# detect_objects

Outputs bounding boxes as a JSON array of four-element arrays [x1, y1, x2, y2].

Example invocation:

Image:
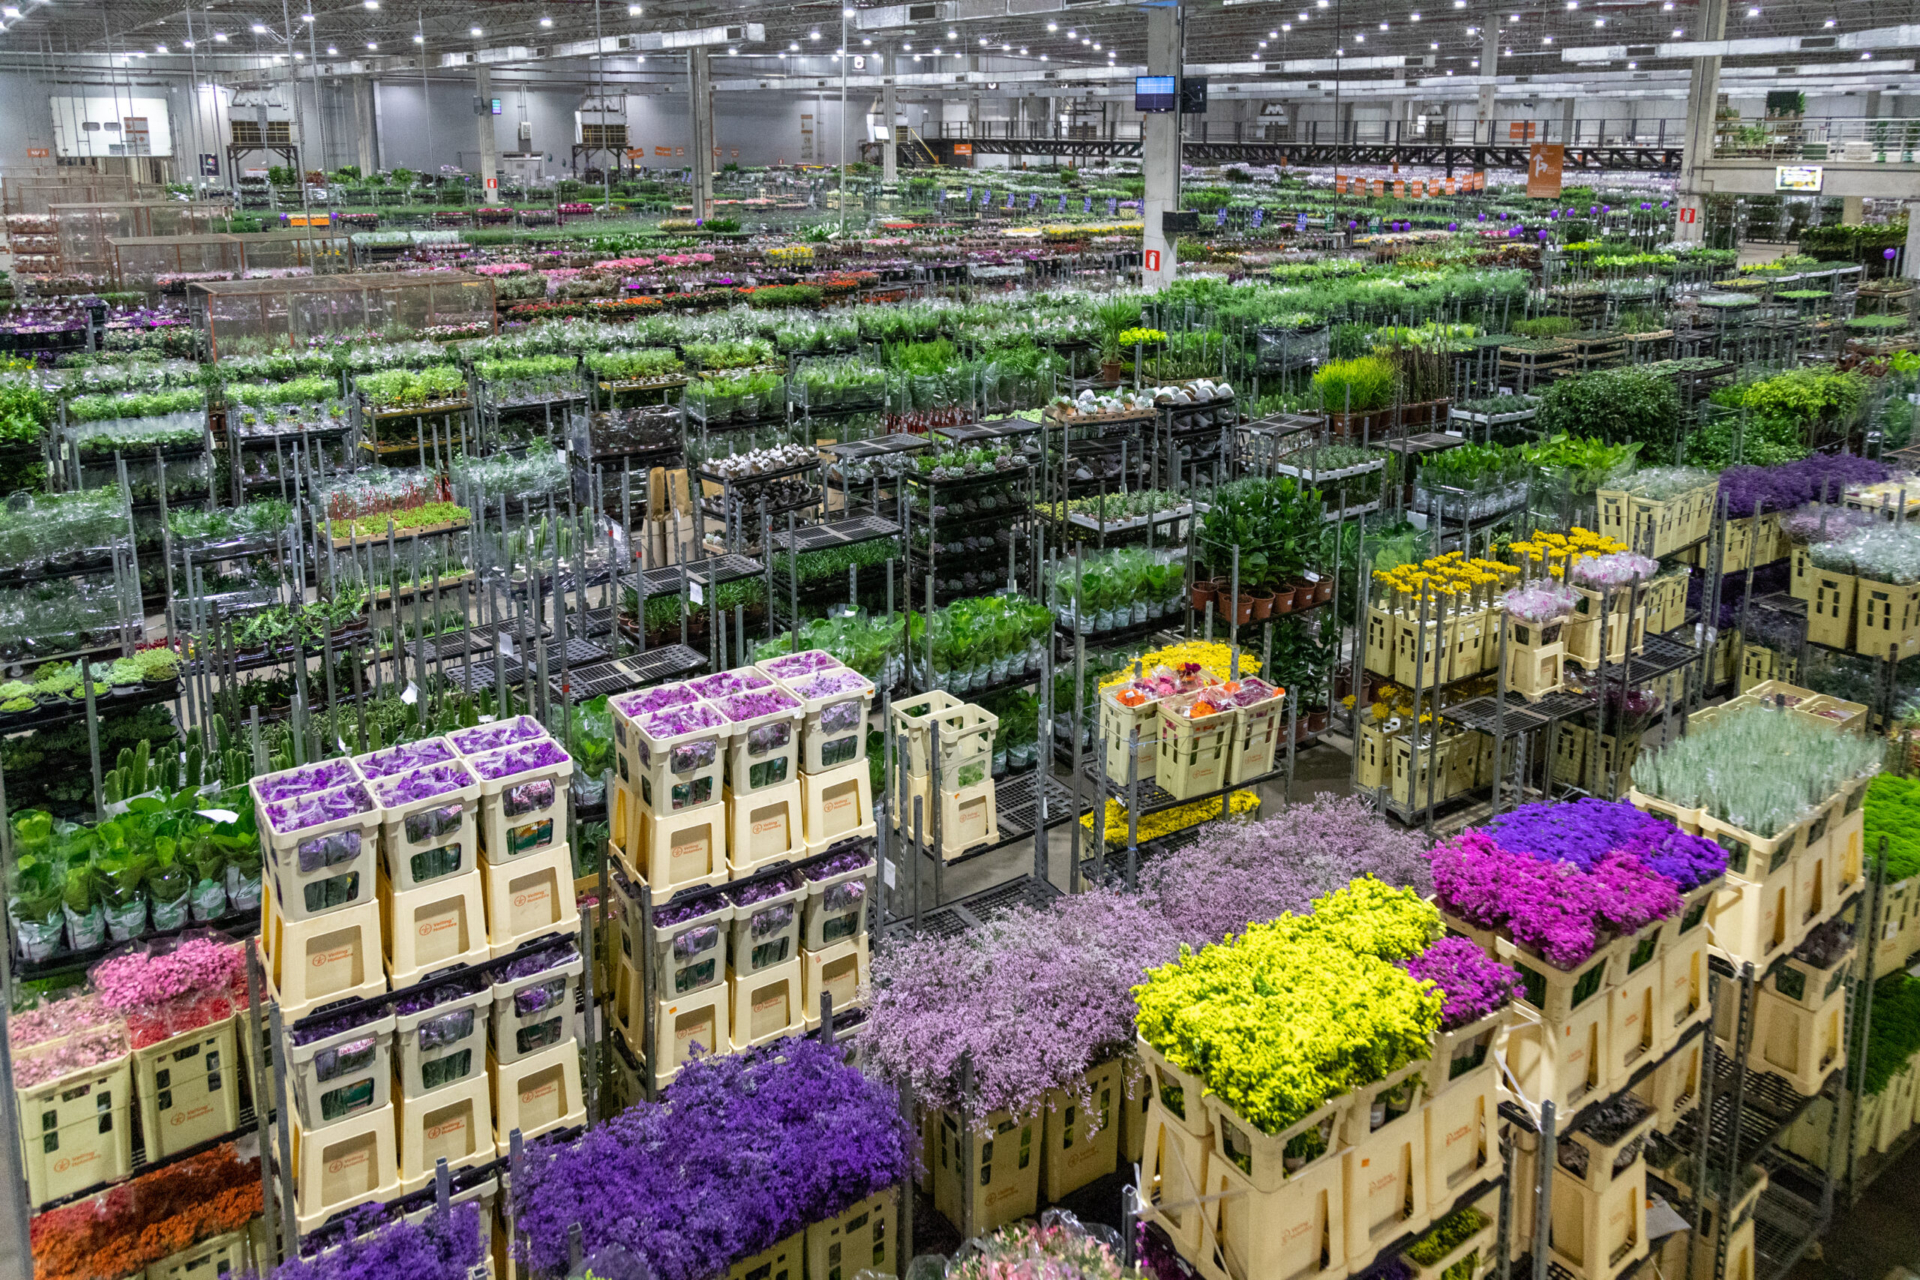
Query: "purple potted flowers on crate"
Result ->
[[371, 760, 478, 808], [355, 737, 457, 779], [688, 670, 773, 700], [449, 714, 549, 756], [265, 782, 375, 834], [254, 758, 360, 804]]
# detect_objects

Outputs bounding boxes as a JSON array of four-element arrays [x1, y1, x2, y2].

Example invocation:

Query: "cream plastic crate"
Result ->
[[1496, 936, 1614, 1025], [727, 873, 806, 977], [133, 1013, 240, 1162], [395, 982, 491, 1097], [1100, 684, 1164, 784], [1423, 1057, 1498, 1209], [490, 1039, 584, 1155], [1405, 1195, 1499, 1280], [801, 853, 874, 950], [890, 690, 997, 781], [616, 695, 729, 820], [892, 773, 998, 859], [1710, 861, 1799, 970], [288, 1008, 394, 1132], [370, 764, 482, 894], [1428, 1009, 1506, 1096], [929, 1105, 1042, 1235], [802, 936, 870, 1026], [1555, 1096, 1655, 1192], [1807, 570, 1856, 650], [492, 948, 583, 1065], [1340, 1071, 1430, 1263], [650, 987, 730, 1082], [1767, 940, 1855, 1012], [1876, 1062, 1918, 1153], [614, 779, 729, 896], [1750, 982, 1847, 1096], [143, 1226, 252, 1280], [776, 664, 876, 774], [1605, 959, 1666, 1083], [1120, 1057, 1151, 1166], [726, 781, 806, 875], [480, 841, 580, 958], [728, 957, 805, 1049], [395, 1070, 493, 1192], [714, 686, 805, 795], [1638, 1035, 1703, 1132], [17, 1037, 133, 1207], [806, 1187, 896, 1280], [727, 1230, 802, 1280], [1662, 934, 1710, 1044], [380, 869, 490, 988], [1853, 574, 1920, 661], [471, 741, 572, 861], [1204, 1090, 1349, 1197], [259, 884, 386, 1022], [1137, 1034, 1211, 1138], [289, 1103, 399, 1233], [1501, 1003, 1609, 1118], [1197, 1132, 1347, 1280], [1548, 1160, 1647, 1280], [800, 760, 876, 857], [1156, 691, 1234, 802], [262, 782, 383, 921], [1141, 1097, 1211, 1256], [1042, 1057, 1122, 1201], [645, 889, 730, 999], [1627, 786, 1703, 835]]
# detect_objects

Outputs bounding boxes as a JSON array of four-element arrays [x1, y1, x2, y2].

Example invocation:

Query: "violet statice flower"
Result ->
[[641, 702, 729, 739], [761, 650, 844, 680], [654, 890, 728, 928], [1483, 799, 1655, 871], [372, 760, 476, 807], [1588, 851, 1681, 935], [255, 758, 358, 803], [861, 887, 1179, 1124], [688, 670, 772, 700], [1429, 830, 1605, 969], [266, 782, 374, 833], [393, 971, 486, 1016], [1141, 794, 1433, 946], [716, 688, 801, 722], [449, 715, 549, 756], [469, 738, 570, 781], [1616, 822, 1729, 891], [272, 1201, 482, 1280], [728, 873, 799, 907], [786, 669, 872, 700], [494, 940, 577, 983], [510, 1038, 906, 1280], [612, 683, 699, 720], [1403, 936, 1525, 1030], [288, 1000, 393, 1046], [803, 843, 874, 880], [355, 737, 455, 780]]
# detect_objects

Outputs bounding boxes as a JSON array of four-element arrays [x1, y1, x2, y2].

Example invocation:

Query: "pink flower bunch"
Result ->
[[594, 256, 656, 270], [10, 993, 116, 1050], [787, 669, 871, 700], [762, 651, 844, 680], [689, 670, 772, 700], [717, 689, 801, 722], [472, 262, 534, 275], [13, 1021, 129, 1087], [656, 252, 716, 267], [1503, 580, 1577, 625], [1571, 551, 1660, 590], [613, 683, 699, 719], [92, 937, 246, 1011], [471, 738, 571, 781], [1111, 663, 1215, 703]]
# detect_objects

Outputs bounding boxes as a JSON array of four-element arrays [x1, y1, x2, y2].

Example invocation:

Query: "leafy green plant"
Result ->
[[1534, 369, 1682, 463], [1312, 356, 1396, 412]]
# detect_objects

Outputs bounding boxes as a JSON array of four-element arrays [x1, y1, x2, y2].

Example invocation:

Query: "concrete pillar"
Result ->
[[1842, 195, 1865, 225], [1561, 97, 1576, 145], [1905, 202, 1920, 280], [1676, 0, 1728, 241], [1476, 14, 1498, 138], [475, 66, 500, 205], [353, 80, 375, 176], [1865, 90, 1883, 120], [882, 54, 898, 182], [688, 51, 714, 219], [1141, 3, 1180, 287]]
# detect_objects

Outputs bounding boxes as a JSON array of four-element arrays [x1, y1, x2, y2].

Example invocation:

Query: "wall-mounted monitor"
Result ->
[[1135, 76, 1177, 113]]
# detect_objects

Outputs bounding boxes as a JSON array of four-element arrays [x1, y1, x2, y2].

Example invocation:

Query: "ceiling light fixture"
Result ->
[[366, 40, 377, 48], [628, 3, 640, 12], [413, 32, 423, 42], [326, 44, 337, 53], [539, 16, 552, 25], [470, 26, 482, 36], [249, 23, 266, 33], [213, 30, 228, 40]]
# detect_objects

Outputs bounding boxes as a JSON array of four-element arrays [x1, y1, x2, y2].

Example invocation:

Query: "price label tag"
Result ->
[[882, 858, 896, 888], [498, 632, 516, 658], [196, 809, 241, 824], [690, 581, 705, 605], [402, 682, 419, 705]]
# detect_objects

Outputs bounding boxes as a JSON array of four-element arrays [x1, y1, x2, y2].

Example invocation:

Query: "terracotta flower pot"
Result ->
[[1217, 592, 1255, 625], [1191, 580, 1217, 612], [1271, 585, 1298, 615], [1100, 360, 1126, 382], [1307, 709, 1331, 733], [1249, 592, 1275, 620], [1314, 577, 1335, 605]]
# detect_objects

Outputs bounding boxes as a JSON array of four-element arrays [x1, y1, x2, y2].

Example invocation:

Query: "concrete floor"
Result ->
[[1789, 1139, 1920, 1280]]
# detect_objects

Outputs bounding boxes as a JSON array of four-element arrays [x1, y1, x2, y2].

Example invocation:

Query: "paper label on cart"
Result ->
[[1303, 571, 1321, 582], [498, 632, 516, 657], [882, 860, 895, 888], [197, 809, 241, 825], [402, 682, 418, 705], [689, 582, 704, 605]]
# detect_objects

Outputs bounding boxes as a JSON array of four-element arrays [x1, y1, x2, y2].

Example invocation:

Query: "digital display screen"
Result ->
[[1135, 75, 1177, 113]]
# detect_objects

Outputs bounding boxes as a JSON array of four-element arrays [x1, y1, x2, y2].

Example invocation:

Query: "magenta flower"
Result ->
[[761, 650, 844, 680], [267, 782, 374, 833], [356, 737, 456, 779], [449, 715, 549, 755], [373, 760, 477, 807], [470, 738, 571, 781], [1403, 936, 1524, 1030], [641, 702, 730, 740], [688, 670, 772, 700], [786, 669, 872, 700], [612, 683, 699, 720], [715, 689, 801, 722], [255, 758, 359, 803]]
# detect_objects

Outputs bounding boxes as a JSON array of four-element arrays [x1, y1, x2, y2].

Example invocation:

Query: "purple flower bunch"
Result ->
[[641, 701, 729, 740], [271, 1201, 482, 1280], [267, 782, 374, 833], [803, 842, 874, 880], [495, 939, 576, 983], [255, 758, 360, 803], [1403, 936, 1525, 1030], [470, 738, 570, 781], [355, 737, 455, 780], [787, 668, 872, 700], [1488, 798, 1728, 891], [510, 1038, 907, 1280], [728, 872, 799, 907], [1572, 551, 1661, 590], [717, 688, 801, 722], [689, 670, 772, 700], [612, 682, 699, 720], [653, 889, 728, 928], [393, 970, 486, 1017], [373, 761, 477, 807], [287, 999, 393, 1047], [1503, 580, 1577, 625], [448, 715, 548, 756], [1721, 454, 1890, 517], [761, 650, 845, 680], [862, 887, 1182, 1123]]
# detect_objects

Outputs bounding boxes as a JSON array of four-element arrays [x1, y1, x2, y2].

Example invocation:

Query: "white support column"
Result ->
[[882, 55, 898, 183], [688, 50, 714, 220], [475, 65, 500, 205], [1677, 0, 1728, 240], [1561, 97, 1576, 145], [1141, 2, 1181, 287], [1476, 15, 1499, 139], [1906, 201, 1920, 280]]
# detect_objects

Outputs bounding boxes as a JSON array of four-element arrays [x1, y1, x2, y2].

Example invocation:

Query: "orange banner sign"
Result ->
[[1527, 143, 1565, 199]]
